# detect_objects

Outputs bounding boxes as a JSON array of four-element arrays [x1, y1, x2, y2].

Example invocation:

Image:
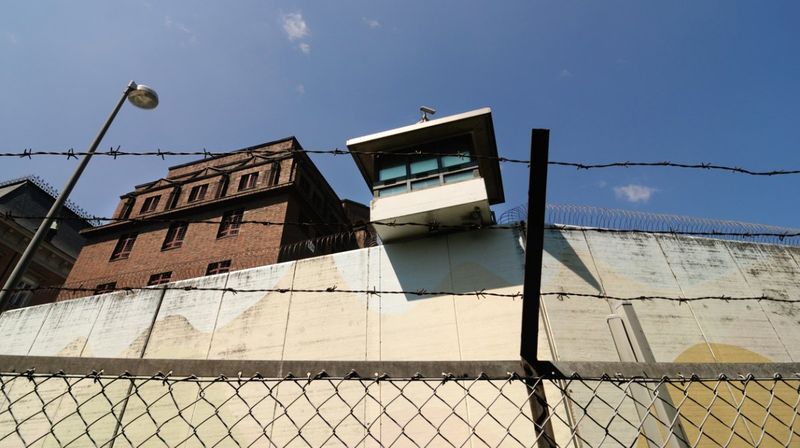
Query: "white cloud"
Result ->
[[614, 184, 657, 203], [6, 32, 17, 45], [363, 17, 381, 29], [165, 16, 191, 33], [164, 16, 196, 44], [282, 12, 309, 40], [559, 69, 573, 79], [296, 84, 305, 95], [298, 42, 311, 54]]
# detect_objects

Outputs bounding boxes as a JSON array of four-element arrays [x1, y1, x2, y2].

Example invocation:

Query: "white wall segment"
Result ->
[[656, 236, 791, 363], [208, 262, 294, 359], [379, 236, 461, 360], [539, 229, 616, 361], [365, 245, 382, 360], [448, 228, 525, 360], [28, 295, 104, 356], [143, 274, 228, 359], [729, 242, 800, 361], [81, 288, 163, 358], [0, 303, 52, 356], [583, 231, 712, 362], [283, 249, 370, 360]]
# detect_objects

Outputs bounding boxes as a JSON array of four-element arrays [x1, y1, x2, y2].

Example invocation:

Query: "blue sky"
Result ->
[[1, 1, 798, 227]]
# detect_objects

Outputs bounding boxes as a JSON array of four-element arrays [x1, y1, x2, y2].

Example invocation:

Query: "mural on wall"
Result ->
[[1, 227, 798, 365]]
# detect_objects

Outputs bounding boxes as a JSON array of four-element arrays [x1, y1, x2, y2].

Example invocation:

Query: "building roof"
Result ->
[[0, 176, 95, 224], [165, 136, 298, 172], [346, 108, 505, 204]]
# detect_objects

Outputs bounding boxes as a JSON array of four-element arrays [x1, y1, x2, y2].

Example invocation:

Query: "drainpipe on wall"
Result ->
[[607, 302, 690, 448]]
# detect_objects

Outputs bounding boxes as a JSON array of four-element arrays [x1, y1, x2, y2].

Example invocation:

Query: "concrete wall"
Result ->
[[3, 226, 800, 364], [2, 226, 799, 446], [1, 227, 526, 362]]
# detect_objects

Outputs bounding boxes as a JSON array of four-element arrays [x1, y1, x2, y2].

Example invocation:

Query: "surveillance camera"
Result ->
[[420, 106, 436, 115]]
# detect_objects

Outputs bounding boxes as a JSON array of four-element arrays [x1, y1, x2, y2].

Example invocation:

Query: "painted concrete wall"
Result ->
[[3, 226, 800, 364], [2, 226, 799, 446]]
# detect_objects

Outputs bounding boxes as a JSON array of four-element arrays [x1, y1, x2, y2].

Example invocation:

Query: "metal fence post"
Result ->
[[520, 129, 556, 447], [520, 128, 549, 364]]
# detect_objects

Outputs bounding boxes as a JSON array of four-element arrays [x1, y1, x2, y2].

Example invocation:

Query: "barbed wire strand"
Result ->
[[1, 285, 793, 303], [2, 147, 799, 175], [5, 213, 800, 239], [1, 370, 796, 382]]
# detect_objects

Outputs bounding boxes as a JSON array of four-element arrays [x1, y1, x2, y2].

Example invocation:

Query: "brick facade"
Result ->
[[60, 137, 371, 300]]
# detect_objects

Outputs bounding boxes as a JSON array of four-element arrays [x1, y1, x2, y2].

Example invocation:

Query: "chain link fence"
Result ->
[[1, 359, 799, 447]]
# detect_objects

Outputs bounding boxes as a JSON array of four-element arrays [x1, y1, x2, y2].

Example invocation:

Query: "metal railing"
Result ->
[[1, 357, 798, 447]]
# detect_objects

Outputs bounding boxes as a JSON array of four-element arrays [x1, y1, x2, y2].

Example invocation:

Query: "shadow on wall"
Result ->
[[543, 229, 603, 293], [380, 227, 604, 301], [381, 227, 525, 300]]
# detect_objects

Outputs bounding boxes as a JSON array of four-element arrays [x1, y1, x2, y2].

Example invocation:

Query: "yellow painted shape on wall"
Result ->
[[631, 344, 800, 447]]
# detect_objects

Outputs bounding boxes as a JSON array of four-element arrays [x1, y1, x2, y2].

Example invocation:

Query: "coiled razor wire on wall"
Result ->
[[0, 369, 798, 447], [499, 203, 800, 247], [0, 176, 97, 225]]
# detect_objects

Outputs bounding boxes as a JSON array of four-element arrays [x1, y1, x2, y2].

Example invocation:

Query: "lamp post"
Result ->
[[0, 81, 159, 310]]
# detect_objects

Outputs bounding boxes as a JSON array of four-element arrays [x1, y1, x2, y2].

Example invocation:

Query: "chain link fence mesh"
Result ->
[[1, 369, 799, 447]]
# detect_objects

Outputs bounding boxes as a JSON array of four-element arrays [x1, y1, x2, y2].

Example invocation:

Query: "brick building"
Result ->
[[60, 137, 371, 299], [0, 176, 93, 308]]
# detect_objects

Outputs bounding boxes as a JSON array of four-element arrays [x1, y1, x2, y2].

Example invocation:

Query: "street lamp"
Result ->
[[0, 81, 159, 310]]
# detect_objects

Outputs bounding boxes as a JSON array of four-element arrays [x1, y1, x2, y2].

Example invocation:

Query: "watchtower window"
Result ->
[[373, 136, 477, 197]]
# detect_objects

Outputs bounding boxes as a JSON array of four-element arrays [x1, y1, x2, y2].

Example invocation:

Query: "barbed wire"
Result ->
[[2, 147, 799, 175], [0, 147, 526, 163], [3, 212, 520, 231], [2, 368, 796, 383], [1, 284, 792, 303], [5, 213, 800, 240], [548, 160, 800, 176]]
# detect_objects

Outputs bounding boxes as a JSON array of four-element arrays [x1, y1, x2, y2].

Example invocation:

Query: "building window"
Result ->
[[147, 272, 172, 286], [162, 222, 188, 250], [94, 282, 117, 295], [238, 172, 258, 191], [206, 260, 231, 276], [268, 162, 281, 185], [110, 233, 137, 260], [119, 197, 135, 219], [166, 187, 181, 210], [188, 184, 208, 202], [217, 175, 229, 199], [140, 195, 160, 214], [217, 209, 244, 238], [7, 279, 36, 309]]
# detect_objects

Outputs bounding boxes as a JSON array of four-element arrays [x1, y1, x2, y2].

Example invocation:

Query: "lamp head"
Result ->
[[127, 83, 159, 109]]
